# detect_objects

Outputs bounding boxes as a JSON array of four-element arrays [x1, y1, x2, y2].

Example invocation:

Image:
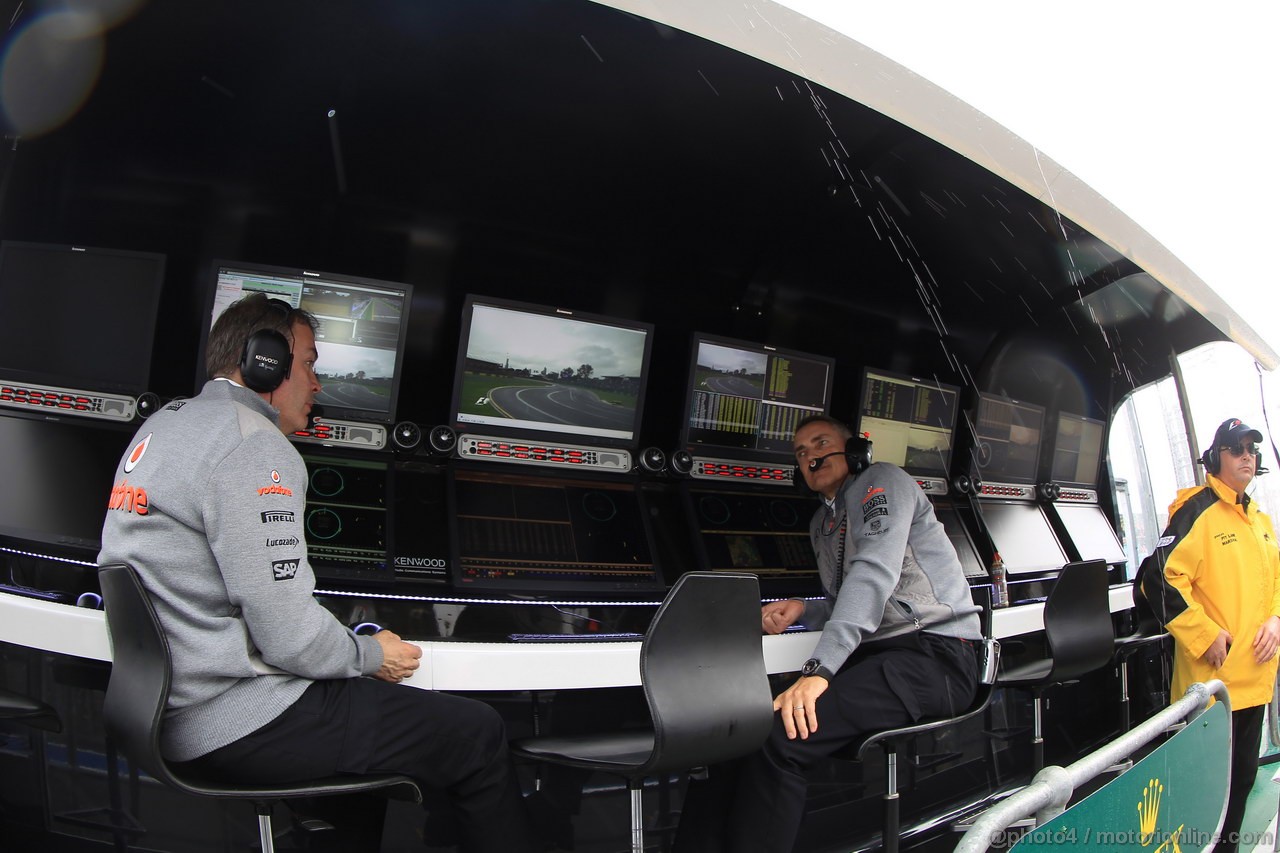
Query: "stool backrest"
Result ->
[[98, 563, 184, 789], [1043, 558, 1114, 682], [638, 571, 774, 777]]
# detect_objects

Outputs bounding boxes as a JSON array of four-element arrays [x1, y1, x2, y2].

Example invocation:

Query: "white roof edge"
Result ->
[[592, 0, 1278, 370]]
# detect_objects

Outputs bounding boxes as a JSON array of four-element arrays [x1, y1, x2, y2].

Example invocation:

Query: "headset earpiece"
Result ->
[[845, 434, 873, 477], [238, 299, 294, 393], [239, 329, 292, 393], [1200, 446, 1219, 475]]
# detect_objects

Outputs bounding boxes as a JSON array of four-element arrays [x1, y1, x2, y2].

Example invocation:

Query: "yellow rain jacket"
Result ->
[[1143, 473, 1280, 709]]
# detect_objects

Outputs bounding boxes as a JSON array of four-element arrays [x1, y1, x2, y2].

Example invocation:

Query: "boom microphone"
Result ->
[[807, 452, 846, 472]]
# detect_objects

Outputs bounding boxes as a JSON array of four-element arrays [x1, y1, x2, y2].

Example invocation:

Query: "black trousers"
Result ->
[[1215, 703, 1267, 853], [175, 678, 534, 853], [675, 632, 979, 853]]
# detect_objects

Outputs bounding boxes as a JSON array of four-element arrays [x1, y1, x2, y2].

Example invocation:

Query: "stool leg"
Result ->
[[1119, 657, 1131, 733], [1031, 693, 1044, 773], [883, 745, 900, 853], [629, 779, 644, 853], [256, 802, 276, 853]]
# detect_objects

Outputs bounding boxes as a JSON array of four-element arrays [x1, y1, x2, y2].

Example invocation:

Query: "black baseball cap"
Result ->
[[1211, 418, 1263, 450]]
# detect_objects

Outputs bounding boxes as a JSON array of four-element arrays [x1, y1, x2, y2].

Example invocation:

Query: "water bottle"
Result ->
[[990, 552, 1009, 609]]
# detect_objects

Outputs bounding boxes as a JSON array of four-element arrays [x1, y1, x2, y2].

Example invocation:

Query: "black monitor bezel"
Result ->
[[0, 240, 167, 397], [969, 391, 1047, 486], [448, 294, 655, 451], [677, 332, 835, 466], [855, 366, 961, 479], [1047, 411, 1107, 488], [194, 259, 415, 427], [445, 465, 665, 595]]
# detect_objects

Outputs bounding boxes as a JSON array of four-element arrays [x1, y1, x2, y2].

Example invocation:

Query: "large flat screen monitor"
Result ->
[[969, 392, 1046, 485], [0, 413, 133, 554], [979, 501, 1067, 574], [450, 296, 653, 449], [1050, 412, 1106, 487], [1051, 503, 1126, 567], [200, 261, 414, 425], [856, 368, 960, 478], [684, 485, 821, 589], [0, 241, 166, 396], [449, 468, 662, 593], [679, 334, 834, 465], [931, 500, 988, 580]]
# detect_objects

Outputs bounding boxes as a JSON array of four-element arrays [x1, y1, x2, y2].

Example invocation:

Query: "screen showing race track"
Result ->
[[680, 334, 834, 464], [451, 296, 653, 448], [204, 262, 413, 425]]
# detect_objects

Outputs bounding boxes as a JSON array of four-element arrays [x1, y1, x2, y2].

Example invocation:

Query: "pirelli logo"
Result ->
[[261, 510, 295, 524], [272, 559, 300, 581]]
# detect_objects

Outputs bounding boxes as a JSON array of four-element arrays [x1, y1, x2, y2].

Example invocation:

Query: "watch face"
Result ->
[[802, 659, 819, 676]]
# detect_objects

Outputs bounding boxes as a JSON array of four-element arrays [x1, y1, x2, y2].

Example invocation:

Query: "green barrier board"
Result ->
[[1012, 700, 1229, 851]]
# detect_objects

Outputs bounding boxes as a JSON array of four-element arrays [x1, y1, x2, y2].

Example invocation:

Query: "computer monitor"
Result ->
[[448, 468, 663, 593], [979, 501, 1068, 575], [679, 334, 834, 465], [969, 392, 1046, 485], [1051, 503, 1126, 567], [1049, 412, 1106, 487], [0, 241, 166, 396], [450, 295, 653, 449], [684, 485, 821, 587], [856, 368, 960, 478], [199, 261, 414, 426], [0, 412, 133, 554]]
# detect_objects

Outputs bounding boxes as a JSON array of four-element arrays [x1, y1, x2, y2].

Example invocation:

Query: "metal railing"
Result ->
[[955, 679, 1229, 853]]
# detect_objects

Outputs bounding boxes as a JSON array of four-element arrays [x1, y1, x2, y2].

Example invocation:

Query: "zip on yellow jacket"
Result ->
[[1142, 473, 1280, 709]]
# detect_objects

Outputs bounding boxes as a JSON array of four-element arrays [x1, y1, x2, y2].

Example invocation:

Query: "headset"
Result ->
[[794, 433, 874, 494], [238, 298, 294, 393]]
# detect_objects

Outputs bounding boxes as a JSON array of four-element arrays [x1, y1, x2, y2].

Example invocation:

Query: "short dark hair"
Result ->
[[793, 414, 853, 441], [205, 293, 318, 380]]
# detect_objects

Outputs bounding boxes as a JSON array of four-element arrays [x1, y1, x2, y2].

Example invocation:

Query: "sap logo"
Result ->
[[271, 559, 300, 581], [260, 510, 295, 524], [266, 537, 299, 548], [107, 480, 149, 516], [123, 433, 152, 474], [394, 557, 448, 569]]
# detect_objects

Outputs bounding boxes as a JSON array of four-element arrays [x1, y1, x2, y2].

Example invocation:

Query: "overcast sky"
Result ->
[[777, 1, 1280, 355]]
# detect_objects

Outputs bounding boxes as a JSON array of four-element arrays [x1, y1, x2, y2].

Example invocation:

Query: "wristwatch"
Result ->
[[801, 658, 822, 677]]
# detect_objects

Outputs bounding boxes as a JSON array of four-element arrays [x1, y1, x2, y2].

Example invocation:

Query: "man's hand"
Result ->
[[1203, 629, 1232, 669], [1253, 616, 1280, 663], [773, 675, 829, 740], [372, 630, 422, 683], [761, 599, 805, 635]]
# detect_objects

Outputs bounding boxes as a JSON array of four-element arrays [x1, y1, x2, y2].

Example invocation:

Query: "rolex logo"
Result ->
[[1137, 778, 1162, 846]]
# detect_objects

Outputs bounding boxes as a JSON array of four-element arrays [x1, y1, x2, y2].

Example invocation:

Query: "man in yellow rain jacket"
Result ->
[[1142, 417, 1280, 853]]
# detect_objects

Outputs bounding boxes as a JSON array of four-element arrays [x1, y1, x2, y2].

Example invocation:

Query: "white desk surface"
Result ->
[[0, 585, 1136, 691]]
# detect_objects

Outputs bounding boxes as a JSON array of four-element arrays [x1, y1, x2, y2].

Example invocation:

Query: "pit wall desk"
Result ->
[[1, 585, 1136, 691]]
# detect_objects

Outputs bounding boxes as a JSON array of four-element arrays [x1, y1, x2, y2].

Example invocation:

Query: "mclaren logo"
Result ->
[[271, 559, 300, 581], [123, 433, 152, 474]]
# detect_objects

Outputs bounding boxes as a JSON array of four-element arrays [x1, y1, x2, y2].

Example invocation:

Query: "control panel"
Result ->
[[292, 419, 388, 451], [689, 456, 795, 485], [457, 433, 632, 472], [914, 476, 948, 495], [0, 379, 137, 422], [1055, 487, 1099, 503], [978, 481, 1035, 500]]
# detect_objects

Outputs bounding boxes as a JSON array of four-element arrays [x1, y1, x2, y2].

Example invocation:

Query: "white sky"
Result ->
[[777, 1, 1280, 354]]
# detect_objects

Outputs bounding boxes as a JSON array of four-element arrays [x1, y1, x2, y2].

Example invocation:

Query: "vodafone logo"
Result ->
[[123, 433, 153, 474], [271, 470, 281, 484]]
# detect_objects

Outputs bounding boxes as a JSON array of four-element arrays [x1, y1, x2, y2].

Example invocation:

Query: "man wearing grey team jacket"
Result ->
[[677, 415, 981, 853], [99, 293, 531, 853]]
